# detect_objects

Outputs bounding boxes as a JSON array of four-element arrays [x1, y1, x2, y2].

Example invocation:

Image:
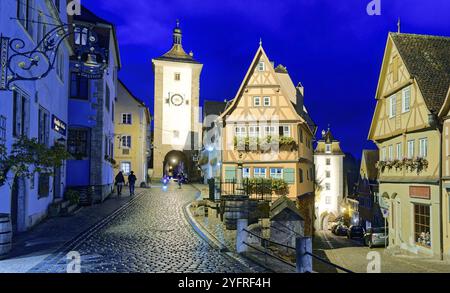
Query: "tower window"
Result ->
[[174, 73, 181, 81]]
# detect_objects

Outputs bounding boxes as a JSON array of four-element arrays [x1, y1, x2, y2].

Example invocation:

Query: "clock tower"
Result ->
[[152, 21, 203, 180]]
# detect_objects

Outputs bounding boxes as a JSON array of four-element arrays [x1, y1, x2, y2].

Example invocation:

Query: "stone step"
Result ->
[[61, 203, 79, 216], [60, 200, 72, 209]]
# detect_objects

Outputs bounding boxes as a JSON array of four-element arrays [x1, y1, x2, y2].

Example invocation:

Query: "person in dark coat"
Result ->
[[115, 171, 125, 197], [128, 171, 137, 196]]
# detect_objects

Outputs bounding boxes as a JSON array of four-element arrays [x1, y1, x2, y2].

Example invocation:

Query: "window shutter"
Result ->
[[224, 166, 236, 181], [283, 168, 295, 184]]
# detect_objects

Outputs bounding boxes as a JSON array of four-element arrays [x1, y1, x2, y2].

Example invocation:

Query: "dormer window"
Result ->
[[325, 144, 331, 154], [257, 61, 265, 72]]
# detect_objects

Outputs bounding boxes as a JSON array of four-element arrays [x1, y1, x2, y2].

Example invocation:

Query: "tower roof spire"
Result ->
[[397, 17, 401, 33], [154, 20, 200, 64]]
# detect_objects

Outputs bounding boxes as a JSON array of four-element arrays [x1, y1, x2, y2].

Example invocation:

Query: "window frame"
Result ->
[[389, 94, 397, 118], [270, 168, 283, 179], [402, 86, 411, 113], [253, 96, 261, 107], [257, 61, 265, 72], [263, 96, 271, 107], [419, 138, 428, 158], [396, 143, 403, 160], [407, 140, 415, 159], [254, 167, 266, 178], [279, 125, 291, 137], [70, 72, 89, 100], [120, 161, 132, 176], [414, 204, 431, 248], [68, 128, 89, 157], [121, 113, 132, 125], [121, 135, 132, 149]]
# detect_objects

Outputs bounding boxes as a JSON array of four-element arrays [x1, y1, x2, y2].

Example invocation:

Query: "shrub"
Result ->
[[65, 190, 80, 206]]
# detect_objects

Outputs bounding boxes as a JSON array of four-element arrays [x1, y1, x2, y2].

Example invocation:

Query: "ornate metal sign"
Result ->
[[0, 36, 9, 90], [0, 24, 108, 91]]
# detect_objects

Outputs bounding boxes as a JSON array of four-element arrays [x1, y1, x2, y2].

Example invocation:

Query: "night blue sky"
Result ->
[[84, 0, 450, 158]]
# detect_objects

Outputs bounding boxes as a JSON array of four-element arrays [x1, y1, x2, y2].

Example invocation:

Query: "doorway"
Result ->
[[11, 176, 26, 233]]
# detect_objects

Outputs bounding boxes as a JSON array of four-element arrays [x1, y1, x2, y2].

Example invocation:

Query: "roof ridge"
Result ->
[[390, 32, 450, 41]]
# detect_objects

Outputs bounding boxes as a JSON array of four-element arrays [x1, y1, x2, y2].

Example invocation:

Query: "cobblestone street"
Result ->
[[29, 184, 257, 273]]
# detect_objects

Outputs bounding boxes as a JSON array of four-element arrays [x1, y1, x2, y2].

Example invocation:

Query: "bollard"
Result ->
[[296, 237, 313, 273], [236, 218, 248, 254]]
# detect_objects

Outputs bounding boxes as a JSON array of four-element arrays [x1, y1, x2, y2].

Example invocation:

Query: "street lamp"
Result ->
[[1, 23, 108, 91]]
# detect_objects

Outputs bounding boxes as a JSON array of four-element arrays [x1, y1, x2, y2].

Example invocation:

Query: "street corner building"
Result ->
[[217, 43, 318, 236], [151, 21, 203, 181], [66, 6, 122, 203], [114, 80, 151, 187], [368, 32, 450, 259], [314, 128, 345, 231], [0, 0, 72, 232]]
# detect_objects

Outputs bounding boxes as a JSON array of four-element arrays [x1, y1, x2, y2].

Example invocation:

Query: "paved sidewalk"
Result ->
[[0, 188, 144, 273]]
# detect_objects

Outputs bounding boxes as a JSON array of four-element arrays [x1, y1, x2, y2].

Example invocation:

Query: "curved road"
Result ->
[[31, 184, 257, 273]]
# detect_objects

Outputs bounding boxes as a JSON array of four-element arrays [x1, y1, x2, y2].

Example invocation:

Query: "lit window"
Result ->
[[254, 96, 261, 107], [263, 96, 271, 107], [74, 27, 88, 46], [402, 86, 411, 113], [419, 138, 428, 158], [270, 168, 283, 179], [254, 168, 266, 178], [120, 162, 131, 175]]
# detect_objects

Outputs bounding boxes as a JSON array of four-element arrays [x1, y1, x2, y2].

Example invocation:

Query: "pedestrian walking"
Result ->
[[128, 171, 137, 196], [178, 173, 184, 189], [115, 171, 125, 197]]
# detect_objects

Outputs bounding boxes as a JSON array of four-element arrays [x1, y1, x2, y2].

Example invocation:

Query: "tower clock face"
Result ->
[[171, 94, 184, 106]]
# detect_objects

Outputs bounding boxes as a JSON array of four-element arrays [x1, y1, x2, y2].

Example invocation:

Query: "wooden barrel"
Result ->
[[0, 214, 12, 260], [223, 197, 248, 230]]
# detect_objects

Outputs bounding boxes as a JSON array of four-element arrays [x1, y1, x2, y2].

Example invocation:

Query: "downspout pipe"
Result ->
[[430, 113, 444, 261]]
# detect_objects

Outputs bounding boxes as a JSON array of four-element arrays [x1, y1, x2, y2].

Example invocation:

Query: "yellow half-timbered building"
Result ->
[[218, 44, 317, 235], [369, 33, 450, 258]]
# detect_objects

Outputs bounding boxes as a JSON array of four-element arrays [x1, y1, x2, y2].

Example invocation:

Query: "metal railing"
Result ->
[[219, 179, 273, 201], [242, 228, 354, 273], [243, 228, 296, 269]]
